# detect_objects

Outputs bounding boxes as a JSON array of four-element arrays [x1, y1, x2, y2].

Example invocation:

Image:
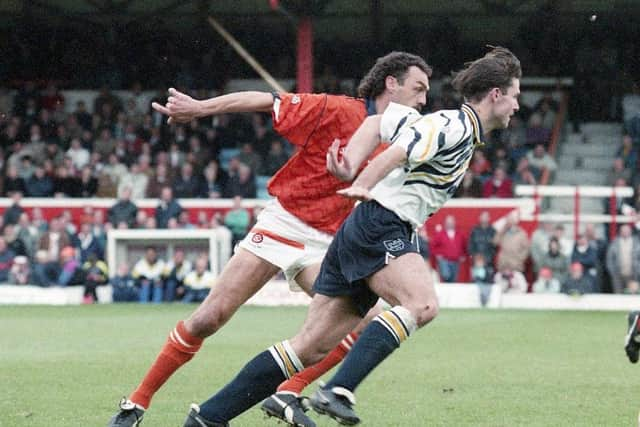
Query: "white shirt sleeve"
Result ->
[[379, 102, 422, 142]]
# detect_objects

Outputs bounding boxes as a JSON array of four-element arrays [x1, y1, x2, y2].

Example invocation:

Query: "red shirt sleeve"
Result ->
[[272, 93, 327, 146]]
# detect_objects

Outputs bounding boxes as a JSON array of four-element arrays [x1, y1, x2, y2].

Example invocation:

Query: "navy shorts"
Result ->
[[312, 200, 418, 317]]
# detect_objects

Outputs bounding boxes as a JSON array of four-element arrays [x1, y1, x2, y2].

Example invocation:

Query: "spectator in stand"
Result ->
[[454, 170, 483, 198], [470, 150, 492, 179], [155, 186, 183, 229], [606, 224, 640, 293], [467, 211, 496, 264], [4, 165, 26, 196], [237, 142, 262, 175], [526, 143, 557, 179], [512, 157, 537, 185], [111, 262, 139, 302], [66, 137, 90, 170], [74, 100, 93, 131], [54, 246, 85, 287], [584, 223, 608, 285], [491, 146, 513, 175], [532, 267, 561, 293], [552, 223, 574, 258], [525, 112, 551, 148], [91, 209, 108, 254], [15, 212, 38, 259], [607, 158, 632, 187], [471, 253, 494, 306], [4, 223, 27, 257], [9, 255, 30, 285], [225, 161, 256, 198], [182, 256, 216, 303], [494, 268, 528, 294], [82, 252, 109, 304], [262, 139, 290, 176], [571, 234, 598, 280], [538, 237, 569, 284], [118, 163, 148, 200], [618, 135, 637, 172], [186, 135, 211, 176], [224, 195, 251, 247], [108, 186, 138, 228], [25, 166, 54, 197], [75, 221, 103, 263], [146, 163, 173, 199], [201, 160, 228, 199], [135, 210, 149, 229], [53, 164, 79, 197], [102, 152, 127, 187], [533, 93, 557, 130], [177, 211, 195, 229], [482, 167, 513, 198], [3, 191, 24, 226], [562, 262, 596, 295], [431, 215, 466, 283], [494, 211, 530, 279], [77, 166, 98, 197], [0, 236, 15, 283], [132, 246, 166, 304], [173, 162, 201, 198], [163, 249, 192, 302], [168, 142, 185, 170], [31, 207, 48, 234], [38, 216, 71, 263]]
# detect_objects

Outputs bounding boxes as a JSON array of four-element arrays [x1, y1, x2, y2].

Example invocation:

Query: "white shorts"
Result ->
[[238, 199, 334, 290]]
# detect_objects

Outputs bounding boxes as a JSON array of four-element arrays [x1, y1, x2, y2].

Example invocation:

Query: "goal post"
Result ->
[[106, 229, 232, 277]]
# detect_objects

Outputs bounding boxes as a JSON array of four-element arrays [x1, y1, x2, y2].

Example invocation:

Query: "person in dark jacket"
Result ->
[[155, 186, 183, 229], [562, 262, 596, 295], [467, 211, 497, 263], [25, 166, 54, 197], [108, 186, 138, 228]]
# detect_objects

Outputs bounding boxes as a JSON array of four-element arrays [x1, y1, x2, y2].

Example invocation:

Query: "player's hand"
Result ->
[[151, 88, 202, 125], [337, 186, 372, 201], [326, 139, 353, 181]]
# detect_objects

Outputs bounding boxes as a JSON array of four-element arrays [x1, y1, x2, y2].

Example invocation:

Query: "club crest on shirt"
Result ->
[[251, 233, 264, 244], [291, 95, 300, 105], [383, 239, 405, 252]]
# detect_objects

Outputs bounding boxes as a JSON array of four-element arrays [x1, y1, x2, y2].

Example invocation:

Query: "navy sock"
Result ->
[[198, 350, 286, 422], [325, 321, 400, 392]]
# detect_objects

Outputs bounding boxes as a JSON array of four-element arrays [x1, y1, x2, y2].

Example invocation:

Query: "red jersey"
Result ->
[[268, 93, 384, 235]]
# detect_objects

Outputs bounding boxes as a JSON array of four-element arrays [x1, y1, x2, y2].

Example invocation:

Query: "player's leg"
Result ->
[[108, 248, 279, 427], [312, 253, 437, 425], [275, 263, 382, 397], [183, 293, 362, 426], [625, 310, 640, 363]]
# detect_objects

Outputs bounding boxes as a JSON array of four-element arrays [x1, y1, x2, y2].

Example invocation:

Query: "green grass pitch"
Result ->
[[0, 304, 637, 426]]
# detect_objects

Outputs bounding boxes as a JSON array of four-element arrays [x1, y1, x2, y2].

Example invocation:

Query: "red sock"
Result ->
[[277, 332, 358, 395], [129, 321, 203, 409]]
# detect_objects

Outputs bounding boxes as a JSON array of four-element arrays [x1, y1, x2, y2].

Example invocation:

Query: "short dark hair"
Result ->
[[358, 52, 432, 99], [451, 46, 522, 102]]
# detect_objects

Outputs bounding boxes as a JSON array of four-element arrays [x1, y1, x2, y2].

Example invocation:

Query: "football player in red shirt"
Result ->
[[108, 52, 430, 427]]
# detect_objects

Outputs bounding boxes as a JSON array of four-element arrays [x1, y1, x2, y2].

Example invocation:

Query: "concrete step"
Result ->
[[580, 122, 623, 136], [555, 169, 607, 186], [558, 154, 613, 171], [561, 142, 619, 157]]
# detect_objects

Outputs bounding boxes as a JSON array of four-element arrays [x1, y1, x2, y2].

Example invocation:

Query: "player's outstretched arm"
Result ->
[[326, 115, 382, 182], [337, 144, 406, 201], [152, 88, 274, 124]]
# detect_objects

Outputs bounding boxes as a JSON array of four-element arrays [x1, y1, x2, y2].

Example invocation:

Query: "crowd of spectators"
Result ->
[[422, 209, 640, 300]]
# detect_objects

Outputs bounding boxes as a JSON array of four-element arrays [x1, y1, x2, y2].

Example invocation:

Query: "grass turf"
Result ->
[[0, 304, 636, 426]]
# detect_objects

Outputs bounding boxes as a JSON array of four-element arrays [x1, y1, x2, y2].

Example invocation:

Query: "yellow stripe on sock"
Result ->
[[381, 311, 408, 342], [275, 342, 297, 378]]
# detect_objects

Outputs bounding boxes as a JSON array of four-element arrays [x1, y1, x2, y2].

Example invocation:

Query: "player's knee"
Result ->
[[411, 299, 439, 328], [187, 299, 236, 337]]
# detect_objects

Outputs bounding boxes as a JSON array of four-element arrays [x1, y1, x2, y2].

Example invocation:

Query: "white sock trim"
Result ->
[[390, 306, 417, 336]]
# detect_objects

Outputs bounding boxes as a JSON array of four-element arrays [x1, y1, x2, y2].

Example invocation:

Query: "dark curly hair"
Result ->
[[451, 46, 522, 102], [357, 52, 432, 99]]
